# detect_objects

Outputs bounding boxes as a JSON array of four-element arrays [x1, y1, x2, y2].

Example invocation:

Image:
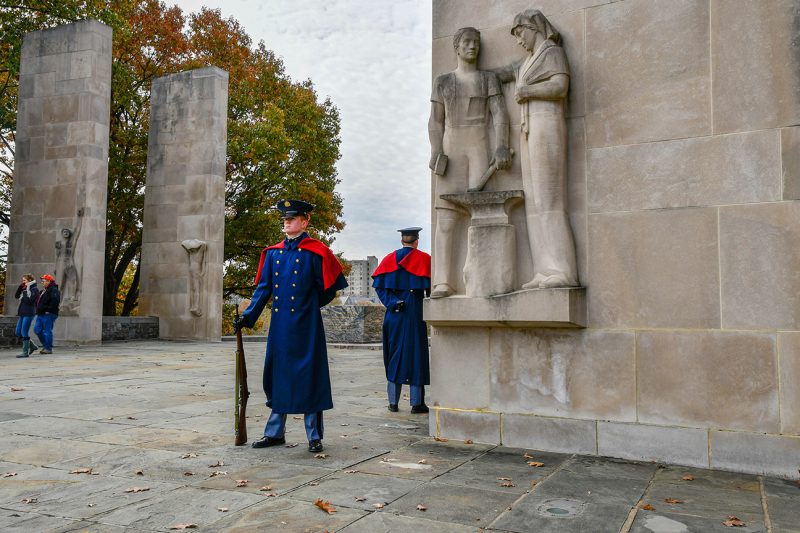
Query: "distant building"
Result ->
[[342, 256, 378, 299]]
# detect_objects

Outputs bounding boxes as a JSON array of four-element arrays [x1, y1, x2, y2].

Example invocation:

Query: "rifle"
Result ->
[[234, 303, 249, 446]]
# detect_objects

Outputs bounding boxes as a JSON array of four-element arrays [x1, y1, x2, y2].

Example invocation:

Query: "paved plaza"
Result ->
[[0, 341, 798, 532]]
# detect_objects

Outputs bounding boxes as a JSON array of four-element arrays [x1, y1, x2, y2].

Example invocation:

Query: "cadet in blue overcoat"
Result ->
[[372, 227, 431, 413], [237, 199, 347, 453]]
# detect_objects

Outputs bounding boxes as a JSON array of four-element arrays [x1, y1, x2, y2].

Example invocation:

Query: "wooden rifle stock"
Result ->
[[234, 308, 249, 446]]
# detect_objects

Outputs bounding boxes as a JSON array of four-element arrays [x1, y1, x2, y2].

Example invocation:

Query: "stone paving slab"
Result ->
[[1, 341, 798, 533]]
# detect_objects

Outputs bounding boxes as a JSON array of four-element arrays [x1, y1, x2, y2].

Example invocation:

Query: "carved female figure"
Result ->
[[495, 10, 578, 289]]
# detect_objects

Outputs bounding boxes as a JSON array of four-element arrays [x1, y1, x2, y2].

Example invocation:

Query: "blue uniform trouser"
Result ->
[[388, 382, 425, 406], [33, 313, 57, 350], [15, 316, 34, 339], [265, 411, 323, 441]]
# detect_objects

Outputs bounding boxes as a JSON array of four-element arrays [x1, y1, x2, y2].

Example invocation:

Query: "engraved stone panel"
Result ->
[[711, 0, 800, 134], [585, 0, 711, 147], [139, 67, 228, 341], [637, 331, 779, 433], [588, 208, 720, 329], [490, 329, 635, 421], [719, 202, 800, 330], [588, 130, 781, 213]]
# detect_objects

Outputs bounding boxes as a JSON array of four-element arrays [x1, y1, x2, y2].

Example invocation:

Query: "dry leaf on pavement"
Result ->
[[21, 497, 38, 504], [314, 499, 337, 514], [235, 479, 248, 487], [135, 470, 144, 476], [2, 472, 17, 477], [208, 460, 224, 468], [293, 416, 303, 420], [463, 439, 473, 444], [416, 504, 427, 511], [10, 387, 24, 392], [355, 496, 366, 502], [641, 504, 655, 511], [209, 471, 228, 477], [259, 485, 273, 491], [373, 502, 385, 509], [722, 516, 746, 527], [499, 482, 516, 487], [523, 453, 534, 459], [183, 472, 194, 476], [169, 524, 198, 530], [344, 470, 357, 474], [664, 498, 684, 504], [218, 507, 228, 512], [527, 461, 545, 467], [180, 453, 198, 459], [314, 453, 328, 459], [69, 468, 93, 474], [433, 437, 448, 442], [497, 477, 513, 481], [285, 443, 299, 448], [309, 481, 319, 486], [124, 487, 150, 493], [682, 474, 694, 481], [417, 459, 427, 464]]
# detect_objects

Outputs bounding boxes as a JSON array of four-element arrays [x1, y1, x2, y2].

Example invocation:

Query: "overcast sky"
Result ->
[[172, 0, 433, 259]]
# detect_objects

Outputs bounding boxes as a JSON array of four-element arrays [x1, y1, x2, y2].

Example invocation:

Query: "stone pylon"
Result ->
[[138, 67, 228, 341], [5, 20, 112, 344]]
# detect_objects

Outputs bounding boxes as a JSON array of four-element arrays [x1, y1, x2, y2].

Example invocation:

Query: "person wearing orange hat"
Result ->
[[33, 274, 60, 354]]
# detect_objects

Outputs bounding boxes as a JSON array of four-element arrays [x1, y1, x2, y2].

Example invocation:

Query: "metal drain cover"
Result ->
[[536, 498, 586, 518]]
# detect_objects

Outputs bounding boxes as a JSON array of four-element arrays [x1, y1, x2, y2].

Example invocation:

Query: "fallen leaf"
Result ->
[[344, 470, 357, 474], [88, 503, 95, 507], [259, 485, 273, 491], [373, 502, 385, 509], [285, 443, 299, 448], [309, 481, 319, 486], [2, 472, 17, 478], [314, 499, 337, 514], [124, 487, 150, 493], [314, 453, 328, 459], [355, 496, 366, 502], [10, 387, 24, 392], [433, 437, 448, 442], [180, 453, 198, 459], [127, 416, 137, 420], [293, 416, 303, 420], [523, 452, 535, 459], [218, 507, 228, 512], [135, 470, 144, 476], [209, 471, 228, 477], [169, 524, 198, 530], [527, 461, 545, 467], [340, 423, 349, 426], [208, 460, 224, 468], [499, 482, 516, 487], [682, 474, 694, 481], [664, 498, 684, 504], [340, 434, 348, 438], [183, 472, 194, 476], [263, 492, 277, 497], [352, 446, 359, 449], [463, 439, 473, 444], [21, 497, 38, 504], [722, 516, 746, 527], [641, 504, 656, 511], [416, 504, 427, 511], [417, 459, 427, 464], [497, 477, 513, 481], [70, 468, 93, 474], [235, 479, 248, 487]]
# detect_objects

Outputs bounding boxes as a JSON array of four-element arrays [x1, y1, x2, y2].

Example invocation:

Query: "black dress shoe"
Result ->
[[308, 439, 323, 453], [388, 404, 399, 412], [410, 404, 429, 414], [251, 436, 285, 448]]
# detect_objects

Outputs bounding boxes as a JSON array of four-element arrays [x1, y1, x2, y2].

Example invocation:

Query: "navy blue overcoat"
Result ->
[[242, 233, 347, 414]]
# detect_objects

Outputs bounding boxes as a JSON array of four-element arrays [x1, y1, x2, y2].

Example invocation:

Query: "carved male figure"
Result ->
[[494, 10, 578, 289], [181, 239, 207, 317], [55, 208, 84, 311], [428, 27, 512, 298]]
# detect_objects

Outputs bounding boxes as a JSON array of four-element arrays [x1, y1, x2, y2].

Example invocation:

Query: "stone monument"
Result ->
[[5, 20, 112, 343], [425, 0, 800, 478], [138, 67, 228, 341]]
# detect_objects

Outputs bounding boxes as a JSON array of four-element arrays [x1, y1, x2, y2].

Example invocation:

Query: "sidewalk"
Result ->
[[0, 341, 797, 532]]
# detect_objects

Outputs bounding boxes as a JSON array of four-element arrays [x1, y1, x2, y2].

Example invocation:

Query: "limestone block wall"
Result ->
[[5, 20, 112, 343], [430, 0, 800, 477], [138, 67, 228, 341], [320, 305, 385, 343]]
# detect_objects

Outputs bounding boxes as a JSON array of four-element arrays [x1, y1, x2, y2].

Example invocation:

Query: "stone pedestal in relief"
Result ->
[[5, 20, 112, 343], [138, 67, 228, 341]]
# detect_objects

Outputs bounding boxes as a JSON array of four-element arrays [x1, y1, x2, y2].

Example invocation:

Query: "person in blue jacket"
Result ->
[[235, 199, 348, 453], [372, 227, 432, 413]]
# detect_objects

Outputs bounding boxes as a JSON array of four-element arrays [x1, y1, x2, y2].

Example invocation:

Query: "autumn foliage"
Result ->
[[0, 0, 343, 314]]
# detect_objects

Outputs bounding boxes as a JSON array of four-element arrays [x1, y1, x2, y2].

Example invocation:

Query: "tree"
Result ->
[[0, 0, 344, 315]]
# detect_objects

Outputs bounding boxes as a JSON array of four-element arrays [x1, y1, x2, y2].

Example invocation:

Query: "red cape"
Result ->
[[254, 237, 343, 290], [372, 248, 431, 278]]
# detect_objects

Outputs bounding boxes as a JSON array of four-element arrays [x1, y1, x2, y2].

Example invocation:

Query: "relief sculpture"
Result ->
[[56, 207, 84, 316], [182, 239, 207, 317]]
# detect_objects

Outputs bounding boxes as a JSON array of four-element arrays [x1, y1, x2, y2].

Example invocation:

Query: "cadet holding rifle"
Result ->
[[234, 199, 347, 453]]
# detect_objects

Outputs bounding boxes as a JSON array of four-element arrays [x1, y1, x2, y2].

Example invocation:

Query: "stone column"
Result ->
[[5, 20, 112, 344], [139, 67, 228, 341]]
